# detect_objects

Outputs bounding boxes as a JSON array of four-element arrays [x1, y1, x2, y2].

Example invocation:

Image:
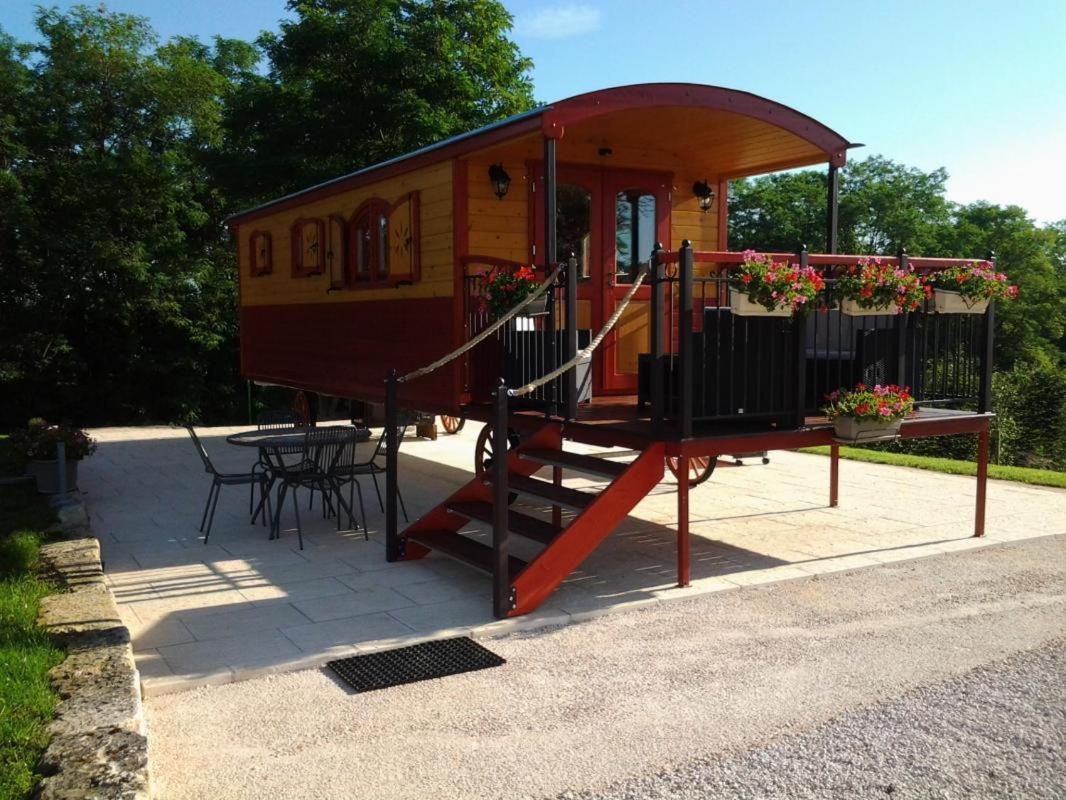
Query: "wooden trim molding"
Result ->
[[249, 230, 273, 277]]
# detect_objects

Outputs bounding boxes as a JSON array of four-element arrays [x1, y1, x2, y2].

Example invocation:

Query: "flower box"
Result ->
[[933, 288, 989, 315], [27, 459, 80, 494], [730, 293, 792, 317], [832, 416, 903, 443], [840, 298, 899, 317]]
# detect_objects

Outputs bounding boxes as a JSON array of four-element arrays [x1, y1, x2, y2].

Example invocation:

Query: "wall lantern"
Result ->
[[692, 179, 716, 213], [488, 163, 511, 200]]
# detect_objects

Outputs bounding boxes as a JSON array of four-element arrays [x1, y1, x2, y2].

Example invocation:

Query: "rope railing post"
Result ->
[[385, 369, 401, 562], [979, 250, 996, 413], [896, 247, 909, 387], [794, 245, 809, 427], [492, 379, 512, 618], [679, 241, 694, 439], [564, 254, 578, 419], [545, 264, 558, 417], [650, 243, 665, 434]]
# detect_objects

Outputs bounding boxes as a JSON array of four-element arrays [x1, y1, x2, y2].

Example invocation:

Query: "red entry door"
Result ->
[[532, 165, 670, 396]]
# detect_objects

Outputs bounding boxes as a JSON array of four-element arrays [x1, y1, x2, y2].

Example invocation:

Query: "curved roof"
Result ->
[[228, 83, 853, 225]]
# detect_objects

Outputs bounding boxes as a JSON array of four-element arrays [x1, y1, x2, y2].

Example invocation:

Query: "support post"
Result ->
[[895, 248, 909, 386], [975, 423, 989, 537], [979, 252, 996, 413], [492, 380, 512, 617], [385, 370, 401, 562], [829, 443, 839, 508], [678, 241, 694, 439], [564, 254, 578, 419], [826, 163, 839, 254], [794, 246, 809, 428], [650, 244, 665, 434], [677, 454, 690, 587], [543, 136, 558, 416]]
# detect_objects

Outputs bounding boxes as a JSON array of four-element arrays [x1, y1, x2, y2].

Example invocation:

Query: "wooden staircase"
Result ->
[[398, 423, 665, 617]]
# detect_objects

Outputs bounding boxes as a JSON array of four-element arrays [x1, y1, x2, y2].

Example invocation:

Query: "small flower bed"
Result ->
[[930, 262, 1018, 303], [823, 383, 915, 423], [483, 265, 540, 318], [835, 258, 928, 313], [9, 418, 97, 463], [729, 250, 825, 313]]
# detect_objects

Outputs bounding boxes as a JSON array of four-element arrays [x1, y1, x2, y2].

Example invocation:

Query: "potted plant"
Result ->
[[929, 261, 1018, 314], [728, 250, 824, 317], [823, 383, 915, 442], [483, 265, 545, 319], [835, 258, 928, 316], [10, 418, 97, 494]]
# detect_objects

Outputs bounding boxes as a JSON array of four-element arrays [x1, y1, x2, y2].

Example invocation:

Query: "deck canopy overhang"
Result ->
[[227, 83, 853, 225]]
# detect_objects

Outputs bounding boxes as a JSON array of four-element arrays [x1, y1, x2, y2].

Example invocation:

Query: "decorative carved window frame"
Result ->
[[249, 230, 273, 277], [290, 217, 326, 278], [345, 192, 421, 289]]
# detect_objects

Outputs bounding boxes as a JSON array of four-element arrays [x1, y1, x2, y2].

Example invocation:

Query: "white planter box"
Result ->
[[840, 298, 899, 317], [933, 289, 989, 314], [730, 293, 792, 318], [832, 416, 903, 444], [28, 459, 79, 494]]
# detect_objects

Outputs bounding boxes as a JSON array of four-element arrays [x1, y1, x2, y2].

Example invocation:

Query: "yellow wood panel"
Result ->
[[614, 299, 649, 376], [465, 157, 531, 265], [239, 161, 454, 306]]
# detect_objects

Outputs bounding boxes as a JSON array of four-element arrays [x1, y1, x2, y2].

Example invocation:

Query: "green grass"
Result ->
[[799, 446, 1066, 489], [0, 486, 62, 800]]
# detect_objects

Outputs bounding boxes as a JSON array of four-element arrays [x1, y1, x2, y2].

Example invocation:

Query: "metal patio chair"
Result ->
[[248, 408, 300, 518], [270, 426, 358, 549], [186, 425, 272, 543], [334, 425, 409, 524]]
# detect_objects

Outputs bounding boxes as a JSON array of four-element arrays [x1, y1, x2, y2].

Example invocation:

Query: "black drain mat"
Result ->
[[327, 637, 505, 693]]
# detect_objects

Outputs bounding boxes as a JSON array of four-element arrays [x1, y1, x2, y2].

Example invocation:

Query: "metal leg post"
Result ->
[[830, 444, 840, 508], [677, 455, 690, 587], [975, 424, 989, 537]]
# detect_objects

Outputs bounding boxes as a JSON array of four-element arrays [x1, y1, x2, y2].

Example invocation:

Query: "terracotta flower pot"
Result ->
[[840, 298, 899, 317], [730, 293, 792, 317], [933, 289, 989, 314], [832, 416, 903, 443], [28, 458, 79, 494]]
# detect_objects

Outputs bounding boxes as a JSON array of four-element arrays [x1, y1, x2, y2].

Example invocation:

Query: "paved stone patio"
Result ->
[[81, 423, 1066, 695]]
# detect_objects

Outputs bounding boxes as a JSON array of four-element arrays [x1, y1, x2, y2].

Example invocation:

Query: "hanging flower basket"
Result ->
[[727, 251, 824, 317], [483, 265, 541, 319], [835, 258, 927, 317], [929, 262, 1017, 314], [823, 383, 914, 444]]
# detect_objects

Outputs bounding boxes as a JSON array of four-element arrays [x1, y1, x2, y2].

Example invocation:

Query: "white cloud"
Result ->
[[515, 4, 602, 39]]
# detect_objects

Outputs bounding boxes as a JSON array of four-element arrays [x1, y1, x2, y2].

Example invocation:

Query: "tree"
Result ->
[[216, 0, 535, 208], [0, 6, 253, 425]]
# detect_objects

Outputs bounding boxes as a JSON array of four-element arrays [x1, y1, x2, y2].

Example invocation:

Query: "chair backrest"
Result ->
[[184, 425, 216, 475], [368, 425, 408, 462], [257, 409, 297, 430], [304, 426, 355, 475]]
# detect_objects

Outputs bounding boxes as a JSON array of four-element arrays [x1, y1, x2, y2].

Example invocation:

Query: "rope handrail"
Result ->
[[398, 262, 564, 384], [510, 266, 649, 397]]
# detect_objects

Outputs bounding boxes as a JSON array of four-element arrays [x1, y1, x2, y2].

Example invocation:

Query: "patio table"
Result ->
[[227, 425, 371, 536]]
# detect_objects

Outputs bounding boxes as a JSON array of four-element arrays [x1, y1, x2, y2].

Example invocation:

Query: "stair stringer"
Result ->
[[398, 423, 562, 560], [508, 442, 665, 616]]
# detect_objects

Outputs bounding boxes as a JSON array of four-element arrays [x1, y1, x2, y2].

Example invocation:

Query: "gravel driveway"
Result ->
[[146, 534, 1066, 799]]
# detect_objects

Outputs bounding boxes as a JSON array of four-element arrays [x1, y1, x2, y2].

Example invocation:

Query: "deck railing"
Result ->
[[650, 243, 995, 437]]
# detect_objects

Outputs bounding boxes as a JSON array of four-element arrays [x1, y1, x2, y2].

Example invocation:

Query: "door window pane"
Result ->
[[615, 191, 656, 284], [557, 183, 592, 278]]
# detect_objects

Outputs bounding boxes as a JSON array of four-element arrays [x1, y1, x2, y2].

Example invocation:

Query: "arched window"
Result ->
[[346, 193, 420, 288]]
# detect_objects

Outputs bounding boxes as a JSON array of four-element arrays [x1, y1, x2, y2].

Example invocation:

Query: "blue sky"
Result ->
[[4, 0, 1065, 222]]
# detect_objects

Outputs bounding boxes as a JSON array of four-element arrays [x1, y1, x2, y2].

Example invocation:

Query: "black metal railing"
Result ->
[[648, 243, 996, 437]]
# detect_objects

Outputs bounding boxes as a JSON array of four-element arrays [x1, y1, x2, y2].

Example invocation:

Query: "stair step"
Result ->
[[518, 448, 628, 479], [447, 501, 563, 546], [406, 530, 528, 578], [487, 474, 596, 512]]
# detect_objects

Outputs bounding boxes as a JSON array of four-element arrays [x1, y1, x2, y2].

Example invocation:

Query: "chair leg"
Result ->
[[200, 480, 217, 532], [291, 486, 303, 550], [353, 480, 368, 541], [273, 483, 288, 541], [251, 476, 272, 525], [262, 481, 273, 535], [330, 478, 355, 534], [205, 479, 222, 544], [370, 471, 384, 512], [397, 482, 409, 523]]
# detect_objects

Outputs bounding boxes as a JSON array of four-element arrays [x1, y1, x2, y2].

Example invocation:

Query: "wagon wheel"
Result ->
[[666, 455, 717, 487], [474, 423, 522, 476], [440, 414, 466, 435]]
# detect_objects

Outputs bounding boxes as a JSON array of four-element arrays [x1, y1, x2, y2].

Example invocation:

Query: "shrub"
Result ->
[[8, 418, 96, 463]]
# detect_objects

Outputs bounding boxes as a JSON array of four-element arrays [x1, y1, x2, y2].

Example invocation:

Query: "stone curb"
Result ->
[[33, 492, 151, 800]]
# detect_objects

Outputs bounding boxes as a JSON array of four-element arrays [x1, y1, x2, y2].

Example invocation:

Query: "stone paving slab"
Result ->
[[81, 423, 1066, 695]]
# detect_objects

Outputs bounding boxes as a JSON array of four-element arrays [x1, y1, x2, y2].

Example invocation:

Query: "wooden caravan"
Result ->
[[229, 84, 998, 619]]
